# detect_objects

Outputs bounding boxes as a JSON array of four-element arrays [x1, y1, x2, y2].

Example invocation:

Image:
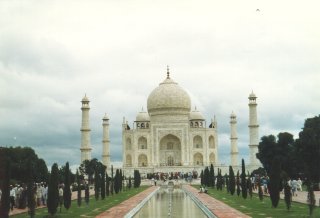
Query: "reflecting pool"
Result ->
[[133, 187, 207, 218]]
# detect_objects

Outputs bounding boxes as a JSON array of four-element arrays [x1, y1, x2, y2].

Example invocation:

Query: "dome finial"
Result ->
[[167, 65, 170, 78]]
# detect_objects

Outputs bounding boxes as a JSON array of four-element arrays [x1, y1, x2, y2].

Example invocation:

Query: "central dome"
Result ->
[[147, 73, 191, 115]]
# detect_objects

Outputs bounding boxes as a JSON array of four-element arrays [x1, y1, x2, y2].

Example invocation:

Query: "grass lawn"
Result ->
[[12, 186, 148, 218], [193, 185, 319, 218]]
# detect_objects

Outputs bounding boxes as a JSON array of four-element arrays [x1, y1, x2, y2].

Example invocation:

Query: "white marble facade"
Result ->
[[80, 68, 261, 175], [122, 71, 219, 174]]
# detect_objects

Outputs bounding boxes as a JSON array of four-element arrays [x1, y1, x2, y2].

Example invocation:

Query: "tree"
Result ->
[[85, 184, 89, 206], [200, 170, 204, 186], [229, 166, 235, 195], [0, 146, 49, 184], [63, 162, 71, 210], [134, 170, 141, 188], [284, 182, 291, 210], [119, 169, 123, 192], [128, 176, 132, 189], [258, 179, 263, 201], [76, 170, 81, 207], [257, 133, 296, 177], [236, 171, 240, 196], [94, 164, 100, 200], [101, 166, 106, 200], [247, 178, 253, 199], [106, 172, 110, 196], [209, 164, 215, 187], [225, 174, 230, 193], [114, 169, 120, 193], [27, 161, 36, 218], [0, 150, 11, 218], [295, 115, 320, 215], [110, 165, 114, 195], [269, 158, 281, 208], [79, 158, 98, 185], [241, 159, 247, 199], [47, 163, 59, 216], [204, 167, 210, 187]]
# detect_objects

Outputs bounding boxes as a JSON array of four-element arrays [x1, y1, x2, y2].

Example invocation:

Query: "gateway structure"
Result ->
[[122, 70, 219, 174]]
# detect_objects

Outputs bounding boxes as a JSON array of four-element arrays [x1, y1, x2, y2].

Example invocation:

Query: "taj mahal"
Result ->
[[80, 68, 261, 175]]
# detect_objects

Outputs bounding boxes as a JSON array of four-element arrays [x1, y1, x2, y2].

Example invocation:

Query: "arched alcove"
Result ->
[[126, 138, 132, 150], [209, 152, 215, 163], [193, 135, 203, 149], [126, 154, 132, 167], [209, 136, 215, 149], [193, 153, 203, 166], [159, 134, 181, 166], [138, 154, 148, 167], [138, 136, 147, 149]]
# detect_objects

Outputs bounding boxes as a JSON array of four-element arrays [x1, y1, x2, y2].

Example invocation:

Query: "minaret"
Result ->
[[248, 91, 260, 166], [80, 95, 92, 163], [102, 114, 110, 168], [230, 112, 238, 166]]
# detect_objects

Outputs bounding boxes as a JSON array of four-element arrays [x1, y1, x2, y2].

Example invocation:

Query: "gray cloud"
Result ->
[[0, 0, 319, 169]]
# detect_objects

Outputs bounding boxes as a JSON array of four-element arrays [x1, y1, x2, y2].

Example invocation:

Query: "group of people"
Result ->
[[1, 183, 48, 211], [287, 178, 303, 196]]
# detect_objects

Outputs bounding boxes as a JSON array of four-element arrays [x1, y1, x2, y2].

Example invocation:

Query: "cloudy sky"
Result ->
[[0, 0, 319, 170]]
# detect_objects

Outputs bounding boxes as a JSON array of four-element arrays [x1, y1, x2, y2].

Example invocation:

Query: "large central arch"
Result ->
[[159, 134, 181, 166]]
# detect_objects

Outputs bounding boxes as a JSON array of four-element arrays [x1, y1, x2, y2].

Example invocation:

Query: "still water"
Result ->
[[133, 187, 207, 218]]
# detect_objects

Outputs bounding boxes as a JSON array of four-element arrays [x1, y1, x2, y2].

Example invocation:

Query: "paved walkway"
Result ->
[[254, 189, 320, 206], [184, 185, 251, 218], [96, 186, 158, 218]]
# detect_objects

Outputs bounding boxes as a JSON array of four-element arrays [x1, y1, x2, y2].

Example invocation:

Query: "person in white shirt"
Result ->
[[10, 185, 16, 211], [41, 184, 47, 205], [59, 185, 64, 212], [297, 178, 302, 191]]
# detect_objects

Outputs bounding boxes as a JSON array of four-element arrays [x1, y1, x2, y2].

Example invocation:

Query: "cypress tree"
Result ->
[[63, 162, 71, 210], [200, 170, 204, 186], [204, 167, 210, 187], [48, 163, 59, 216], [241, 159, 247, 199], [247, 178, 253, 199], [105, 172, 109, 196], [94, 166, 100, 200], [128, 176, 132, 189], [0, 153, 10, 218], [269, 158, 281, 208], [119, 169, 123, 192], [307, 183, 316, 216], [229, 166, 235, 195], [76, 170, 81, 207], [110, 165, 114, 195], [85, 184, 89, 206], [236, 171, 241, 196], [258, 178, 263, 201], [138, 170, 141, 187], [27, 161, 35, 218], [212, 165, 215, 188], [101, 167, 106, 200], [209, 164, 214, 187], [215, 169, 219, 190], [284, 181, 292, 210], [114, 169, 119, 193], [225, 174, 230, 193], [218, 169, 223, 191]]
